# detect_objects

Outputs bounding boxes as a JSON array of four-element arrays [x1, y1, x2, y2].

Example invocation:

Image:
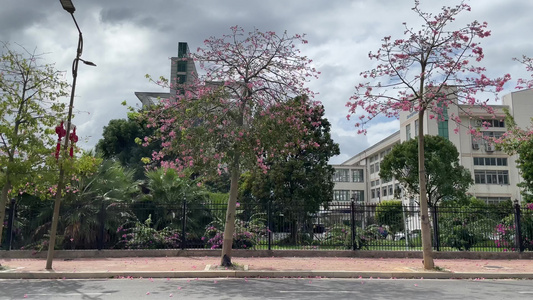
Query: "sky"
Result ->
[[1, 0, 532, 164]]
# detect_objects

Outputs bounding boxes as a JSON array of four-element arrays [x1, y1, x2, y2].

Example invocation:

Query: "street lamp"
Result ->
[[46, 0, 96, 270]]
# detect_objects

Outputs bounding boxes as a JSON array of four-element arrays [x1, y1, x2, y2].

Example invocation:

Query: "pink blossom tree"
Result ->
[[142, 26, 321, 266], [514, 55, 533, 90], [346, 1, 510, 269]]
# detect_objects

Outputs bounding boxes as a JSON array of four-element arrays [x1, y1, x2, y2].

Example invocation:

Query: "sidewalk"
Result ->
[[2, 256, 533, 280]]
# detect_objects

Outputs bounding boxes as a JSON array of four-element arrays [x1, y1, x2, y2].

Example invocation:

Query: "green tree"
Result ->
[[376, 200, 404, 237], [380, 135, 473, 207], [239, 99, 339, 243], [96, 112, 159, 180], [0, 42, 69, 246]]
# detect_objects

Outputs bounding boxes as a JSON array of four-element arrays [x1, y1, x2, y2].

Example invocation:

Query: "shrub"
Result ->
[[202, 218, 263, 250], [376, 200, 404, 235], [495, 203, 533, 251], [115, 215, 183, 249], [324, 224, 387, 250]]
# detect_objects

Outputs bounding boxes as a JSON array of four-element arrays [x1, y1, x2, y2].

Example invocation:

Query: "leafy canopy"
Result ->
[[239, 98, 339, 215], [96, 112, 159, 180], [380, 135, 473, 207], [1, 42, 69, 245]]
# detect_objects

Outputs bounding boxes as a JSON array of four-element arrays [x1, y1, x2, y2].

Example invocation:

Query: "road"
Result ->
[[1, 278, 532, 299]]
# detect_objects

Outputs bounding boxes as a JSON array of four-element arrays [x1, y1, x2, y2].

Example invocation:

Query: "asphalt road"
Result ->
[[1, 278, 532, 299]]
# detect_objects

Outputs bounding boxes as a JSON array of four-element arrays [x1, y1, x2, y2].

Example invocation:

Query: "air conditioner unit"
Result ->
[[485, 143, 495, 152], [472, 143, 480, 150]]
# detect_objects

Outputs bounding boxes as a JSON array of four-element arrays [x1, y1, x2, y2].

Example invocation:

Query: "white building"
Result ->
[[333, 89, 533, 205]]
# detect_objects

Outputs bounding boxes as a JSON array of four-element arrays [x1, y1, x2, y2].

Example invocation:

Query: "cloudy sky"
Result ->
[[1, 0, 532, 164]]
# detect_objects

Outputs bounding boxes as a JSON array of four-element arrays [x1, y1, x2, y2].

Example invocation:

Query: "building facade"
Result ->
[[136, 42, 198, 108], [333, 89, 533, 205]]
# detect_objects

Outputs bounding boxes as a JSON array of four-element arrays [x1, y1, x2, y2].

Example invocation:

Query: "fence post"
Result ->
[[267, 199, 272, 251], [97, 201, 106, 250], [5, 198, 16, 250], [402, 204, 409, 250], [513, 199, 524, 252], [181, 200, 187, 250], [351, 199, 356, 251], [431, 205, 440, 251]]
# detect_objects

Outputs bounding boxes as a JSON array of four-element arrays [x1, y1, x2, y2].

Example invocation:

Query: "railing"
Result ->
[[2, 199, 532, 252]]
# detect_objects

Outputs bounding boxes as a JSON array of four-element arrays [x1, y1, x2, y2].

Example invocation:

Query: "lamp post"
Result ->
[[46, 0, 96, 270]]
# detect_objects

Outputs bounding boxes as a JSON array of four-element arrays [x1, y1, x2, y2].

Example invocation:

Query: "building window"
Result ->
[[438, 119, 449, 140], [334, 190, 350, 201], [482, 131, 504, 139], [352, 169, 364, 182], [178, 42, 188, 58], [375, 162, 380, 173], [406, 124, 411, 140], [370, 164, 375, 174], [371, 189, 376, 199], [476, 197, 511, 204], [473, 157, 508, 166], [177, 60, 187, 72], [351, 190, 364, 202], [382, 187, 388, 197], [176, 74, 187, 84], [474, 170, 509, 185], [437, 103, 449, 140], [389, 185, 393, 196], [414, 119, 419, 137], [473, 119, 505, 128], [333, 169, 350, 182]]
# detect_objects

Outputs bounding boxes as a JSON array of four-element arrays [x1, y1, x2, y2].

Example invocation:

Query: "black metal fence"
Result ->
[[2, 199, 532, 252]]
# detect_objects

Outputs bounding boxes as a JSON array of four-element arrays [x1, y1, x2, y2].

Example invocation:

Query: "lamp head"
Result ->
[[80, 58, 96, 67], [59, 0, 75, 13]]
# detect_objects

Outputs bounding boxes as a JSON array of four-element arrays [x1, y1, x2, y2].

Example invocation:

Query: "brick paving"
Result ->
[[2, 256, 533, 274]]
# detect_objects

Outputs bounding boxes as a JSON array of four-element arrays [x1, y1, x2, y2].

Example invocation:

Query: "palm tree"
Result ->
[[62, 159, 138, 248], [137, 168, 212, 240]]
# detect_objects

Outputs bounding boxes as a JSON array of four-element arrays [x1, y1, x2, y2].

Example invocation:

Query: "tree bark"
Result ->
[[220, 156, 240, 267], [46, 167, 65, 269], [0, 181, 11, 247], [417, 108, 434, 269]]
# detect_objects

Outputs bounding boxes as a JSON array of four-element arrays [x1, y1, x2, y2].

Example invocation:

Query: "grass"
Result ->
[[249, 238, 507, 252], [433, 265, 448, 272], [211, 262, 245, 270]]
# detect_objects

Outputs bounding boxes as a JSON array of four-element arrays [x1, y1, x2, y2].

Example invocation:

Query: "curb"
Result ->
[[1, 270, 532, 280]]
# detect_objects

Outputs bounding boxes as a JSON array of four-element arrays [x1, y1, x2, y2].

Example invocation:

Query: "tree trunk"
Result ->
[[46, 167, 66, 269], [220, 157, 240, 267], [417, 109, 434, 269], [0, 182, 11, 247]]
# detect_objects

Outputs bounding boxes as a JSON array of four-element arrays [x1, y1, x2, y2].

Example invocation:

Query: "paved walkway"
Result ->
[[2, 256, 533, 279]]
